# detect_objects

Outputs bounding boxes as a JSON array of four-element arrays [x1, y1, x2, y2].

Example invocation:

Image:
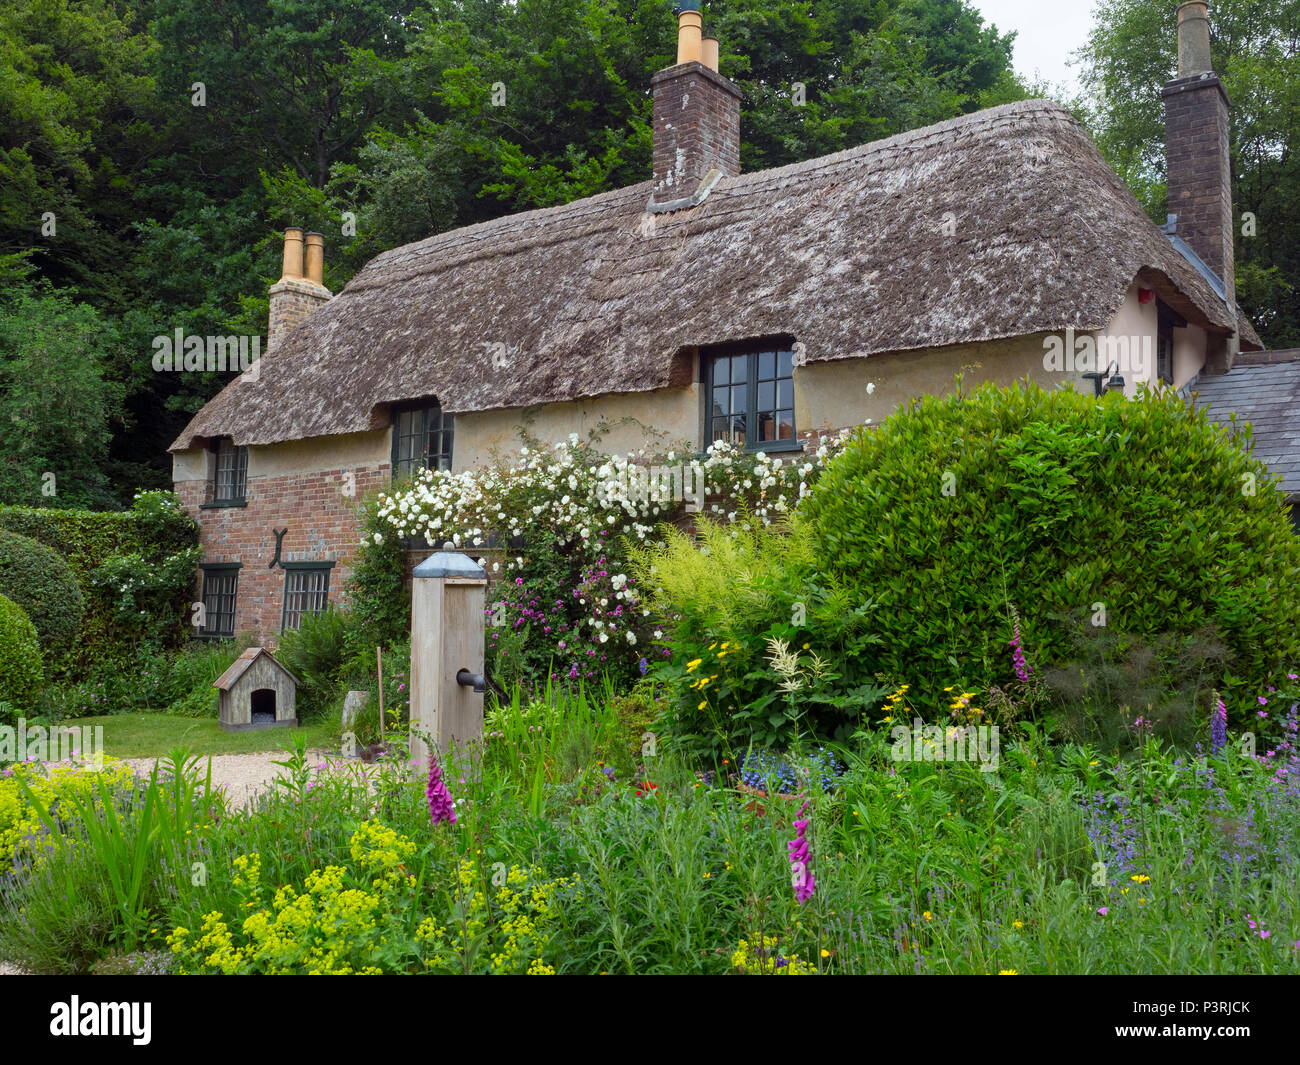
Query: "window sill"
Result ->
[[194, 631, 235, 640], [200, 499, 248, 509], [695, 440, 805, 459]]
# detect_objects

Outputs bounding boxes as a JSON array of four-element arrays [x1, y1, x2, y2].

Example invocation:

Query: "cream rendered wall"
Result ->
[[794, 332, 1093, 434], [248, 429, 390, 477], [171, 430, 390, 485], [1093, 284, 1160, 396], [450, 383, 702, 471], [1173, 323, 1208, 391]]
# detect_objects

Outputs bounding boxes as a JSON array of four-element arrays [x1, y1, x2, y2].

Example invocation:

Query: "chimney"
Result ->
[[1162, 1, 1236, 367], [268, 226, 331, 353], [648, 4, 743, 212]]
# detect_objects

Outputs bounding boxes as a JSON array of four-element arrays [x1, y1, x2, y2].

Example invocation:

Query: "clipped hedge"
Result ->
[[800, 381, 1300, 711], [0, 530, 84, 658], [0, 594, 43, 714], [0, 491, 199, 674]]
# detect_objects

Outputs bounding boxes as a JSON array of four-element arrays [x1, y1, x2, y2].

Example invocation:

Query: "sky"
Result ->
[[970, 0, 1098, 99]]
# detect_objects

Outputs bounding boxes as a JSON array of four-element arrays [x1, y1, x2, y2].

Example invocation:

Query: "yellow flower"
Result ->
[[1011, 920, 1023, 929], [999, 969, 1018, 975], [686, 658, 703, 672], [820, 949, 830, 958], [698, 701, 707, 710], [1130, 874, 1150, 883], [923, 911, 932, 921]]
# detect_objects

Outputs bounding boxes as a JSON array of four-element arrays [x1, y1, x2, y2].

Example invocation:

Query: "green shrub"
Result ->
[[801, 381, 1300, 712], [631, 520, 886, 756], [0, 492, 198, 674], [277, 607, 362, 719], [0, 530, 84, 657], [0, 594, 43, 713], [343, 495, 411, 652], [160, 639, 250, 716]]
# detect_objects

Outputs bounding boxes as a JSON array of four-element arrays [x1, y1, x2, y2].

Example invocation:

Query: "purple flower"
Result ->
[[787, 800, 816, 903], [1211, 698, 1228, 756], [426, 752, 457, 826], [1009, 624, 1033, 682], [638, 657, 648, 676]]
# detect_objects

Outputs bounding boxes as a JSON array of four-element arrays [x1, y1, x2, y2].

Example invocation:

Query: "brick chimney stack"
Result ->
[[1162, 1, 1236, 366], [648, 4, 743, 212], [268, 227, 331, 352]]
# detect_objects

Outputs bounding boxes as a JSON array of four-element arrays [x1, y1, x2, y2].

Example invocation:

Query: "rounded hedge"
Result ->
[[0, 593, 44, 712], [800, 381, 1300, 708], [0, 530, 85, 657]]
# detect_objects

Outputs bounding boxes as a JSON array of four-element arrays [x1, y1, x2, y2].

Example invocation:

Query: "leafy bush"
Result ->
[[801, 381, 1300, 712], [0, 594, 42, 714], [160, 640, 249, 717], [0, 491, 199, 674], [631, 519, 886, 756], [276, 607, 361, 719], [0, 530, 84, 658]]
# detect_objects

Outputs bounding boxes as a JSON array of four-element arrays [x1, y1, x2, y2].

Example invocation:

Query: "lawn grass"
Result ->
[[73, 713, 339, 759]]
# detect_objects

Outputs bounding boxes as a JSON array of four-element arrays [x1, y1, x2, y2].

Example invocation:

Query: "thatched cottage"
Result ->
[[172, 1, 1274, 640]]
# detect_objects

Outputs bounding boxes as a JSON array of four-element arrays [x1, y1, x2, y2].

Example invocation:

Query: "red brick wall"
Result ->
[[1163, 74, 1235, 310], [650, 61, 742, 206], [177, 463, 388, 642]]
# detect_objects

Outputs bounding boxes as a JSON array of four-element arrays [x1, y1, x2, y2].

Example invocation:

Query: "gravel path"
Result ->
[[117, 748, 344, 807]]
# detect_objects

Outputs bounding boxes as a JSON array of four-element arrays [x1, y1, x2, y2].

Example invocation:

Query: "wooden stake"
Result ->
[[377, 645, 385, 743]]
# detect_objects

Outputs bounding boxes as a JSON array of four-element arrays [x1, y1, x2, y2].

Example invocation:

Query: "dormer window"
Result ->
[[204, 437, 248, 507], [704, 343, 799, 452], [392, 400, 454, 480]]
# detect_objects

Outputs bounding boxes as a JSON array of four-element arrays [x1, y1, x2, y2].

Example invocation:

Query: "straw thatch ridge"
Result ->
[[171, 99, 1255, 451]]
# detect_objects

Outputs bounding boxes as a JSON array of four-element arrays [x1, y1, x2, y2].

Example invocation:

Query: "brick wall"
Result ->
[[1163, 74, 1235, 311], [650, 61, 743, 207], [178, 463, 387, 641], [267, 277, 331, 353]]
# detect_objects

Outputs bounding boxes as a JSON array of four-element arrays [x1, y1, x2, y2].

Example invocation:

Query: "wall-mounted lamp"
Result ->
[[1081, 361, 1125, 397]]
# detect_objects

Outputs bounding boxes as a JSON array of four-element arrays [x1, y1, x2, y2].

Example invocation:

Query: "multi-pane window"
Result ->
[[392, 402, 454, 480], [213, 438, 248, 502], [281, 564, 332, 631], [199, 564, 239, 638], [707, 346, 796, 450]]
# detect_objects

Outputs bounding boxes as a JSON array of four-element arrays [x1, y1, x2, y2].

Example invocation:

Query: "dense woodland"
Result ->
[[1, 0, 1297, 509]]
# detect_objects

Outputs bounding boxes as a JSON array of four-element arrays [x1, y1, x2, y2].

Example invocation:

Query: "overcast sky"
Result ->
[[970, 0, 1097, 98]]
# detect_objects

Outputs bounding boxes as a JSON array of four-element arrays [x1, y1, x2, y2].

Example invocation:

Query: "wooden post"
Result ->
[[376, 646, 385, 743], [409, 544, 487, 766]]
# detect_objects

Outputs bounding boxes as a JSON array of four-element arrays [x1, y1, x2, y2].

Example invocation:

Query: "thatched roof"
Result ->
[[172, 99, 1255, 451]]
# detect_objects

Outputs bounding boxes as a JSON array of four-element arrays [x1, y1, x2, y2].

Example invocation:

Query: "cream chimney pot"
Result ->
[[1176, 1, 1213, 76], [676, 11, 703, 65], [280, 227, 304, 281], [303, 232, 325, 286], [701, 36, 719, 72]]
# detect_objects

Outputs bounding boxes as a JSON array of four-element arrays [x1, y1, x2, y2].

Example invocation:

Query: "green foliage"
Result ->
[[801, 381, 1300, 710], [0, 529, 83, 659], [0, 492, 199, 675], [0, 593, 42, 714], [631, 518, 886, 756], [344, 494, 411, 652], [0, 284, 125, 508], [276, 607, 361, 720]]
